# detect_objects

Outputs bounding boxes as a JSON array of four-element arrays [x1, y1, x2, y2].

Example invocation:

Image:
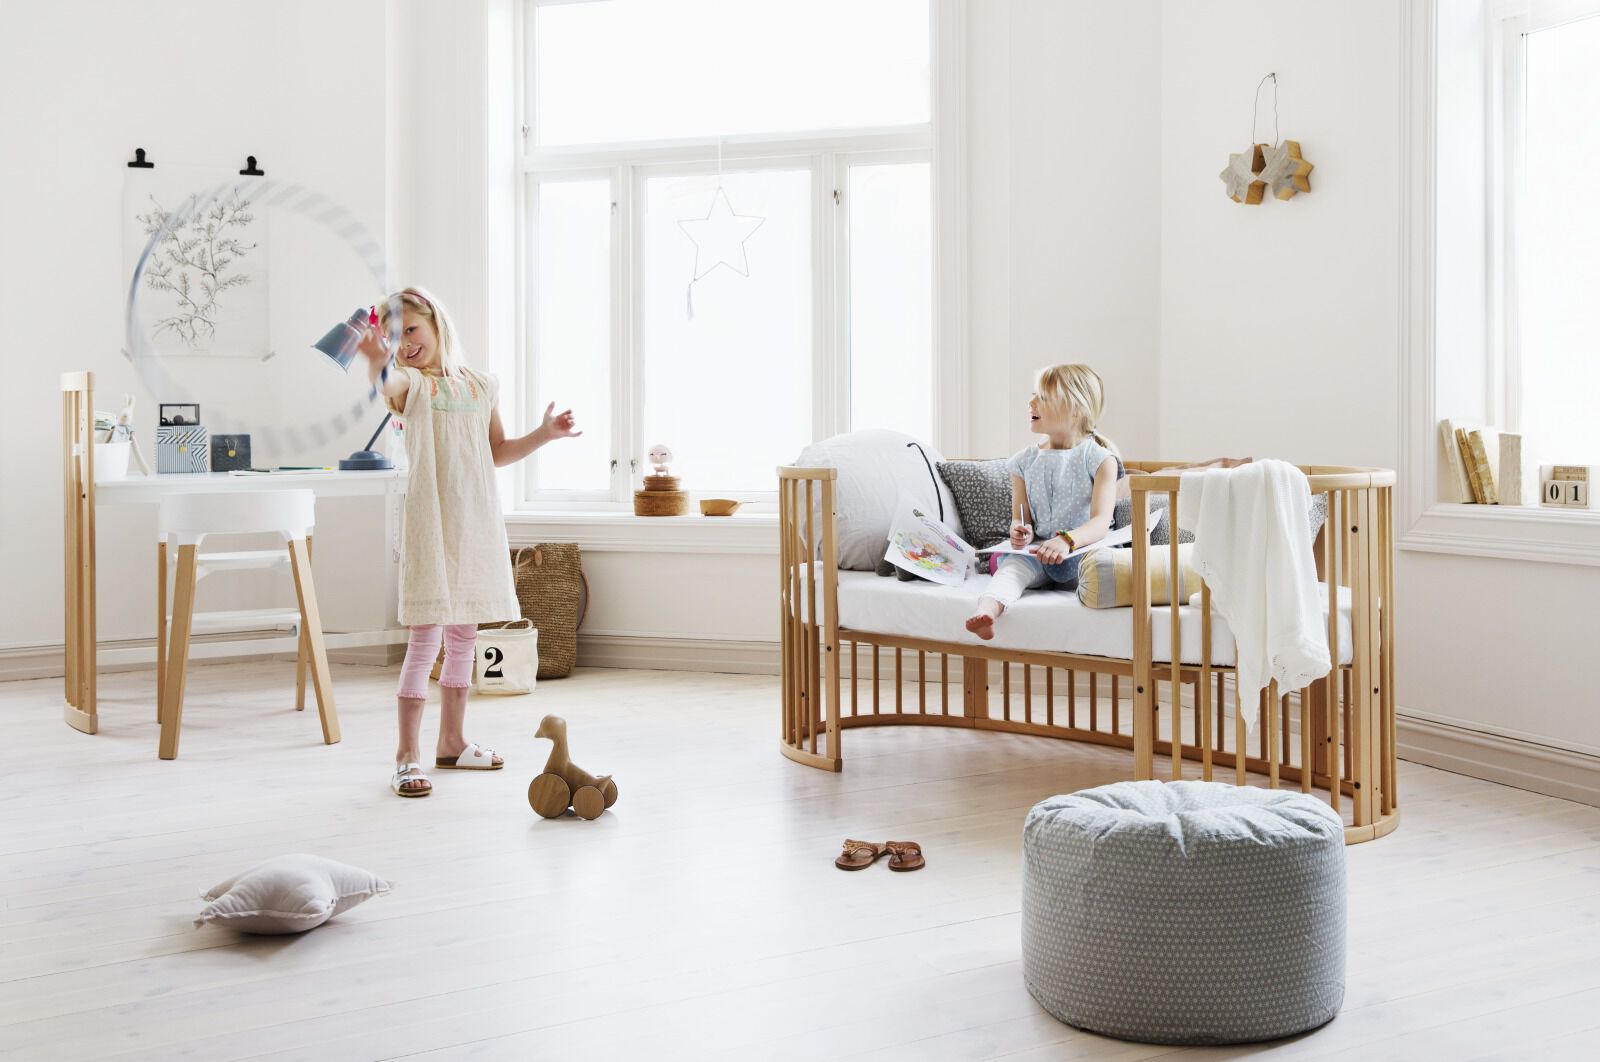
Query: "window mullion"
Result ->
[[613, 165, 635, 505]]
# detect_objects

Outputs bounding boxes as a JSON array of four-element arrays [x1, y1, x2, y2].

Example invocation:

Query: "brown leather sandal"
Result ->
[[885, 841, 925, 872], [834, 839, 888, 871]]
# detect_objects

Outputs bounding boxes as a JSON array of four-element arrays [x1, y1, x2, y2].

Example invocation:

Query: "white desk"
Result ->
[[64, 466, 408, 733]]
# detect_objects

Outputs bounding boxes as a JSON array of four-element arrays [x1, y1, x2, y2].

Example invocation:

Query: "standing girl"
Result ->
[[965, 363, 1119, 641], [358, 287, 580, 797]]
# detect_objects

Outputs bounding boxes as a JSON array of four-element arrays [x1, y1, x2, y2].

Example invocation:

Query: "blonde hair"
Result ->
[[1034, 363, 1119, 457], [378, 286, 465, 377]]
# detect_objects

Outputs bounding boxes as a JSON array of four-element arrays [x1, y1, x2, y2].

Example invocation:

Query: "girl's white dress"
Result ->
[[388, 366, 519, 626]]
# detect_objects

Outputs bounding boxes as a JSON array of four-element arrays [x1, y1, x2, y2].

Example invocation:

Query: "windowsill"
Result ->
[[1400, 501, 1600, 566], [503, 509, 779, 555]]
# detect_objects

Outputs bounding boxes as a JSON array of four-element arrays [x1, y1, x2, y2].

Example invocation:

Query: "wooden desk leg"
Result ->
[[156, 541, 167, 722], [294, 535, 311, 711], [62, 381, 98, 735], [289, 537, 341, 745], [159, 544, 198, 760]]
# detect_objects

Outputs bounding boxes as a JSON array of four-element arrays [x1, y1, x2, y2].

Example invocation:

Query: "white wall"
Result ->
[[968, 0, 1163, 462], [0, 0, 391, 653], [1159, 1, 1399, 469], [1155, 0, 1596, 759]]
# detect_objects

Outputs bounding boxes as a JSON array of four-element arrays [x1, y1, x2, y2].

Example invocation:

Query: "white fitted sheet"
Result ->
[[799, 569, 1354, 668]]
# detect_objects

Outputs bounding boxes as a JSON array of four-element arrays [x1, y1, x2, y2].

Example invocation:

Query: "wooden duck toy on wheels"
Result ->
[[528, 714, 618, 820]]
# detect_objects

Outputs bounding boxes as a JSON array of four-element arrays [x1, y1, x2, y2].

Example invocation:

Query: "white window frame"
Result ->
[[512, 0, 966, 515], [1399, 0, 1600, 566]]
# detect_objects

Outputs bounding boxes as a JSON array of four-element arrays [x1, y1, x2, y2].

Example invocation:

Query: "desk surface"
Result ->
[[97, 469, 406, 502]]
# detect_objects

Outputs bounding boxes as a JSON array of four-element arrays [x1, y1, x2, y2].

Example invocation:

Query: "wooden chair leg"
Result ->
[[158, 544, 198, 760], [156, 540, 167, 722], [294, 535, 311, 711], [288, 537, 340, 745]]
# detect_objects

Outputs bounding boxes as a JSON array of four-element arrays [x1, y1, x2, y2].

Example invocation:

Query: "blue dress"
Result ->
[[1002, 439, 1116, 586]]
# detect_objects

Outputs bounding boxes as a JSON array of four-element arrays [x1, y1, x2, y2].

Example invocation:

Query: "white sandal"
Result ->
[[435, 742, 503, 770], [392, 762, 432, 797]]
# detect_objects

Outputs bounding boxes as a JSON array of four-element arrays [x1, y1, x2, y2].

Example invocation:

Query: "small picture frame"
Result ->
[[159, 403, 201, 427]]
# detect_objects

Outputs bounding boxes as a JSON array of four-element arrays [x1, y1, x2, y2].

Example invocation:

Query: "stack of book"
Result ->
[[1438, 420, 1533, 505]]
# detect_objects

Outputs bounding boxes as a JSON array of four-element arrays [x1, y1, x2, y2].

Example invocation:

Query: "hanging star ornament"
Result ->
[[677, 187, 766, 281], [1261, 140, 1314, 200], [1220, 144, 1268, 204]]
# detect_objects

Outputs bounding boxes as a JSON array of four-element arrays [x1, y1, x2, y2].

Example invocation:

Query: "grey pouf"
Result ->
[[1022, 780, 1346, 1045]]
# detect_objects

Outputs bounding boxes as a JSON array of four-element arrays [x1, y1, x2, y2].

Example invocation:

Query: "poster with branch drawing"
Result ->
[[123, 169, 268, 357]]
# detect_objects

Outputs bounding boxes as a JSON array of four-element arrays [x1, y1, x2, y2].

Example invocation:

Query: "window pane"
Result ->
[[848, 161, 933, 440], [534, 178, 612, 493], [642, 169, 811, 493], [1521, 15, 1600, 461], [535, 0, 929, 146]]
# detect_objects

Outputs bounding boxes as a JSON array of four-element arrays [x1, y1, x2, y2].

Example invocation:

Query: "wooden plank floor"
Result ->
[[2, 661, 1597, 1061]]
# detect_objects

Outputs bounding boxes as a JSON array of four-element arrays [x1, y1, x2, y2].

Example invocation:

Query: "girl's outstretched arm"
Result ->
[[356, 326, 409, 408], [489, 401, 581, 467]]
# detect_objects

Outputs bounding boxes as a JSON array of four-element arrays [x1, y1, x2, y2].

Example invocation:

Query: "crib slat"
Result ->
[[1024, 664, 1033, 724], [895, 648, 903, 714], [1267, 680, 1280, 788], [1326, 490, 1341, 814], [1301, 689, 1314, 793], [941, 653, 949, 716], [1236, 675, 1247, 786], [850, 640, 858, 718], [1170, 490, 1182, 780], [779, 478, 793, 748], [1046, 667, 1054, 727], [1090, 673, 1098, 732], [1200, 582, 1213, 780], [872, 645, 880, 715], [1111, 675, 1118, 736], [1383, 485, 1398, 816], [921, 646, 934, 713], [1215, 670, 1226, 756], [1068, 668, 1077, 728], [1281, 688, 1292, 766], [1002, 662, 1011, 721]]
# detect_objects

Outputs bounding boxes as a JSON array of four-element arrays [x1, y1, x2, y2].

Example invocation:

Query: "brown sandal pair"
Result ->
[[834, 839, 925, 872]]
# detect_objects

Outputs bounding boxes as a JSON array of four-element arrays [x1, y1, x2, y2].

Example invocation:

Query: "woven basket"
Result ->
[[430, 544, 588, 681], [509, 544, 586, 679]]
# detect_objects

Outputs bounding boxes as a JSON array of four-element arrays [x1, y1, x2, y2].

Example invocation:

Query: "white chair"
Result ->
[[155, 489, 340, 759]]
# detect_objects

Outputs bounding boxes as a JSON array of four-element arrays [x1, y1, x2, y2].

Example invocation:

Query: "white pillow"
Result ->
[[195, 854, 391, 934], [794, 429, 964, 571]]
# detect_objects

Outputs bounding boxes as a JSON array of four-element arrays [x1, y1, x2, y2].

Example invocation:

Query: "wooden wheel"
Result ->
[[571, 785, 605, 820], [600, 777, 618, 809], [528, 773, 571, 819]]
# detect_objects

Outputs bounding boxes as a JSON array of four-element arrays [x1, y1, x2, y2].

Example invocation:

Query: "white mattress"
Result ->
[[800, 569, 1354, 668]]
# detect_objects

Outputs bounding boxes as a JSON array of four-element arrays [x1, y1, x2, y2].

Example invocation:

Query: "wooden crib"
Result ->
[[777, 462, 1399, 845]]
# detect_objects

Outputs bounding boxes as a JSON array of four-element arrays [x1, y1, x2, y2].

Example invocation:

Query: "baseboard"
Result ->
[[0, 630, 408, 683], [1397, 713, 1600, 808], [576, 633, 781, 675]]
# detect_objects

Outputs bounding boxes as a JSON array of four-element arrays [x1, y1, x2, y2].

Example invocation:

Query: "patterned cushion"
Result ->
[[1077, 543, 1200, 609], [1022, 780, 1346, 1045], [936, 459, 1012, 549]]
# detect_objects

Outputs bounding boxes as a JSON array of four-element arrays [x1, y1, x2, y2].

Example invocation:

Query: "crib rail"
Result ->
[[776, 462, 1399, 844]]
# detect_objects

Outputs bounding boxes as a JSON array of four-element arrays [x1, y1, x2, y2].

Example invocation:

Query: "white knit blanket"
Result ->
[[1176, 460, 1331, 727]]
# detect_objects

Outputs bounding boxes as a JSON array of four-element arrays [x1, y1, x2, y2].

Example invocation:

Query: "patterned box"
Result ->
[[209, 434, 251, 472], [157, 425, 210, 474]]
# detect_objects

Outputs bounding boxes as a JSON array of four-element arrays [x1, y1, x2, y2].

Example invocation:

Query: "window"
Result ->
[[521, 0, 944, 505], [1500, 2, 1600, 468]]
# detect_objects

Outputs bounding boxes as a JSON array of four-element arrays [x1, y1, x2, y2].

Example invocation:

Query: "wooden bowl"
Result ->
[[699, 498, 742, 517]]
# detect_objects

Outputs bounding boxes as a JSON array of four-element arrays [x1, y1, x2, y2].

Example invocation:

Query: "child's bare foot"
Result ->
[[965, 612, 996, 640]]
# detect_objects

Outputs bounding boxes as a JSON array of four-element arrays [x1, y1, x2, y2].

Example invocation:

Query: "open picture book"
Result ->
[[883, 496, 1133, 586]]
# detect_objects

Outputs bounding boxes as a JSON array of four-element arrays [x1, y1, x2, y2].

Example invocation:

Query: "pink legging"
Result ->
[[398, 623, 476, 699]]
